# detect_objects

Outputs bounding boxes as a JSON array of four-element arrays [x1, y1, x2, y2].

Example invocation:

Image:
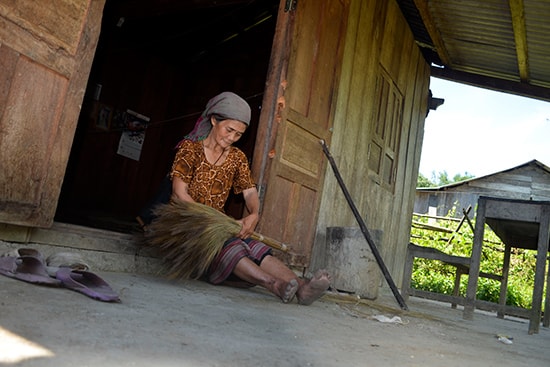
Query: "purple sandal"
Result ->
[[55, 267, 120, 302], [0, 255, 61, 286]]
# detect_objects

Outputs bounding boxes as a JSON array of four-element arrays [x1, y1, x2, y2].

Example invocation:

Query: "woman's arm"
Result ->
[[238, 187, 260, 238], [172, 177, 195, 203]]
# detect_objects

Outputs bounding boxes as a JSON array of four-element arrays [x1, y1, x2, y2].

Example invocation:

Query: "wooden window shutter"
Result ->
[[368, 67, 403, 192]]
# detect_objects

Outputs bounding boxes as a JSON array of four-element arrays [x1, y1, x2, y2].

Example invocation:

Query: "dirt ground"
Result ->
[[1, 268, 549, 367]]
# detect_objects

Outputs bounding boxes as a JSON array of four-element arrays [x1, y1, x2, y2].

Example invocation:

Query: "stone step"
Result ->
[[0, 222, 162, 275]]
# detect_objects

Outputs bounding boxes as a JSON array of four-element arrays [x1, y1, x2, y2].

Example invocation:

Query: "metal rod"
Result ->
[[320, 139, 408, 310]]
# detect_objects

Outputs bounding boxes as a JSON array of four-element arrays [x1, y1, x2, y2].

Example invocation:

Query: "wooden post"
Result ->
[[544, 255, 550, 328], [401, 243, 415, 302], [497, 243, 511, 319], [452, 268, 465, 309], [464, 197, 486, 320], [529, 204, 550, 334]]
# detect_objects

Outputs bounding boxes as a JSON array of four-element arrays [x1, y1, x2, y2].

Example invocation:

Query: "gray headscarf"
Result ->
[[183, 91, 251, 142]]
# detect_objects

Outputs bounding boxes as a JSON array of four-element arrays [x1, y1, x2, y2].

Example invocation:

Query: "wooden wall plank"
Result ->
[[0, 0, 90, 55], [0, 7, 78, 77], [313, 0, 430, 286], [0, 57, 68, 205], [0, 45, 18, 116], [0, 0, 105, 227]]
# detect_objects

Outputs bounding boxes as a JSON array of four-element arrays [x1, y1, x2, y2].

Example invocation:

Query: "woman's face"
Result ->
[[211, 118, 248, 148]]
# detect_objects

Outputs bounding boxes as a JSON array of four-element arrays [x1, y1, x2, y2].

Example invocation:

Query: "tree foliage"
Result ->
[[416, 173, 433, 188], [417, 170, 475, 187]]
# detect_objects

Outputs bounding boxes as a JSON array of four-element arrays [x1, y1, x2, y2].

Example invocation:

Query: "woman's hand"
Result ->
[[237, 212, 259, 239]]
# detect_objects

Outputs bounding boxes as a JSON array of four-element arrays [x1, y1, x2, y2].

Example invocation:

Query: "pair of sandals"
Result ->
[[0, 248, 120, 302]]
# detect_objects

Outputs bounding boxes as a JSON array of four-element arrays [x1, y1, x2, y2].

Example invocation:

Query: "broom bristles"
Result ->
[[145, 200, 242, 280]]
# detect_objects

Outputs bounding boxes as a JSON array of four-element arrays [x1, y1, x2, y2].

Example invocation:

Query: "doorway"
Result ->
[[55, 0, 279, 233]]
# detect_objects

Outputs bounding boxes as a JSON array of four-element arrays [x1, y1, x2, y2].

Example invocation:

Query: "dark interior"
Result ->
[[55, 0, 279, 233]]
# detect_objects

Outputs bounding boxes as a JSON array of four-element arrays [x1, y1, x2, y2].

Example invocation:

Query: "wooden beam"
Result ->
[[413, 212, 461, 222], [431, 66, 550, 103], [413, 0, 451, 66], [411, 221, 454, 233], [509, 0, 530, 82], [110, 0, 256, 19]]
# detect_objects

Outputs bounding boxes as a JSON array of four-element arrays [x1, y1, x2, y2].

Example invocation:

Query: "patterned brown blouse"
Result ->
[[170, 140, 255, 212]]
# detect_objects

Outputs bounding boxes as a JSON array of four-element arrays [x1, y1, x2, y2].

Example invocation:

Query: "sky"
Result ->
[[419, 77, 550, 180]]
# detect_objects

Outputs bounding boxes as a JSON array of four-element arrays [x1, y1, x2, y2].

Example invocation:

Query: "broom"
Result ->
[[145, 200, 290, 280]]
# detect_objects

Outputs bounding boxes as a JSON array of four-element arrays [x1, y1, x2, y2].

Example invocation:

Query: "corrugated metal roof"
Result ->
[[396, 0, 550, 101], [524, 0, 550, 87]]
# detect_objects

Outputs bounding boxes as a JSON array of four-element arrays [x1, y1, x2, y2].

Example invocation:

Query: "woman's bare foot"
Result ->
[[296, 269, 331, 305], [277, 279, 299, 303]]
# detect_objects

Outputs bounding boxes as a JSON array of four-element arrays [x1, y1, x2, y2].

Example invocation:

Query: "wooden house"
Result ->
[[1, 0, 549, 292], [415, 160, 550, 218]]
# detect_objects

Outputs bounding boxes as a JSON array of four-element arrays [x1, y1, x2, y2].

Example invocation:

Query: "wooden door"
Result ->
[[253, 0, 350, 267], [0, 0, 105, 227]]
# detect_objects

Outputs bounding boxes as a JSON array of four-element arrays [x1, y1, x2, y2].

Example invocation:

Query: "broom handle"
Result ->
[[250, 232, 291, 253]]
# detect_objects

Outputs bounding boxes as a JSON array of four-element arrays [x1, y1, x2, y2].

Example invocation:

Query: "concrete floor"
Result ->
[[1, 261, 549, 366]]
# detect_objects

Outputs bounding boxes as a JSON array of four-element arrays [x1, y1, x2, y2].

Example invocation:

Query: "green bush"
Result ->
[[409, 207, 538, 310]]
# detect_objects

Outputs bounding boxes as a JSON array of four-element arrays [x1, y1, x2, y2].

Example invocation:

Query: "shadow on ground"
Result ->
[[1, 269, 549, 367]]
